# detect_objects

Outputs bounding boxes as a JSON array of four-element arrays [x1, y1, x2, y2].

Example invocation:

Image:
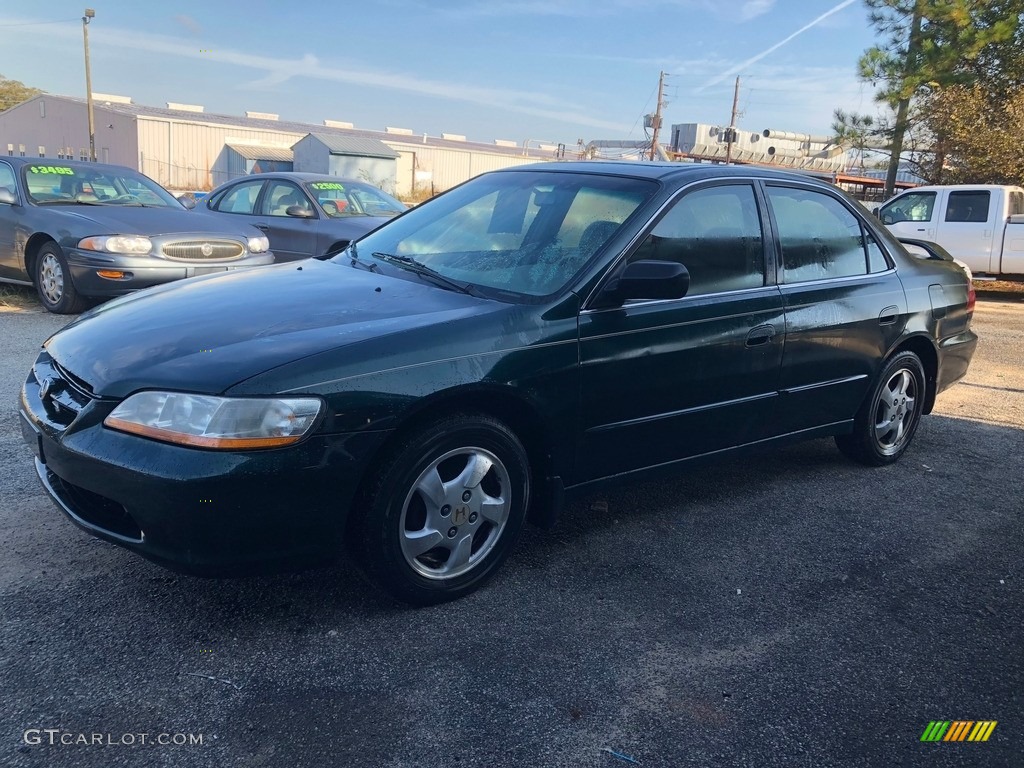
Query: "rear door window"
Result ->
[[767, 186, 869, 282], [944, 191, 991, 223]]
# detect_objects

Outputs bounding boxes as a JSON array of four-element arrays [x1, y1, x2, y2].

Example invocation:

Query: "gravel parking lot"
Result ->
[[2, 295, 1021, 767]]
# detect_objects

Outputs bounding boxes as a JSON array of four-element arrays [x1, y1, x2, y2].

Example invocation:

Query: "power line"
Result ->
[[0, 18, 79, 27]]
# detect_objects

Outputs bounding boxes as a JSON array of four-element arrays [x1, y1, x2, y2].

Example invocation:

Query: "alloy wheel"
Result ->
[[398, 447, 512, 580], [873, 368, 918, 455]]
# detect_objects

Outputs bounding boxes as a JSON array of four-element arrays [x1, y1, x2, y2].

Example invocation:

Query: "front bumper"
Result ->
[[18, 357, 390, 575], [65, 249, 275, 297]]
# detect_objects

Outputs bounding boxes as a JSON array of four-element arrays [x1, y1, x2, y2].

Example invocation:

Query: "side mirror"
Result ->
[[286, 205, 315, 218], [0, 187, 18, 205], [881, 213, 894, 225], [176, 194, 197, 210], [604, 260, 689, 304], [872, 207, 879, 217]]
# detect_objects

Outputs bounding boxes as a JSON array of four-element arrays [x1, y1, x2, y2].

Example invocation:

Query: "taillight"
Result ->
[[966, 282, 976, 316]]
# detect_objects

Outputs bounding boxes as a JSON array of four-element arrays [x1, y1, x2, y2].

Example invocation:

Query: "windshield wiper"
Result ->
[[330, 241, 379, 271], [371, 252, 477, 296], [35, 199, 107, 206]]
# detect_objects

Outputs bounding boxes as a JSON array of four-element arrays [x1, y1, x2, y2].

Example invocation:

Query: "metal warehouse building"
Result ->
[[0, 93, 558, 195]]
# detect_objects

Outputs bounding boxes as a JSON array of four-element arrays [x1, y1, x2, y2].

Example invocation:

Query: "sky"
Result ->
[[0, 0, 882, 148]]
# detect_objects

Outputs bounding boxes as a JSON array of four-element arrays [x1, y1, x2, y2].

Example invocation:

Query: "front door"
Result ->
[[880, 189, 938, 241], [578, 182, 785, 482], [0, 161, 21, 280], [255, 179, 321, 261]]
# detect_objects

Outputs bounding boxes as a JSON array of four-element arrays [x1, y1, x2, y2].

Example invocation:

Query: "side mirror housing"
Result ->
[[0, 187, 18, 205], [872, 207, 879, 217], [604, 260, 690, 304], [286, 205, 315, 218], [176, 194, 197, 210]]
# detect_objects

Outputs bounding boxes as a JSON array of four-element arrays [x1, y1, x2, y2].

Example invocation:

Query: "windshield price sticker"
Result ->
[[311, 182, 345, 191], [29, 166, 75, 176]]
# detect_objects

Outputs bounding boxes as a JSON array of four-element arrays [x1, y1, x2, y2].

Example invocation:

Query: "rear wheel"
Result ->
[[351, 412, 530, 605], [836, 351, 926, 466], [34, 243, 88, 314]]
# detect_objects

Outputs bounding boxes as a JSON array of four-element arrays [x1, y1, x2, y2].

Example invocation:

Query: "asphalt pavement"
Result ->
[[1, 297, 1021, 768]]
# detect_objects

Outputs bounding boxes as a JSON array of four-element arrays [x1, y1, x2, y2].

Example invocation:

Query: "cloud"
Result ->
[[173, 14, 202, 36], [738, 0, 775, 21], [5, 18, 629, 133], [697, 0, 857, 92]]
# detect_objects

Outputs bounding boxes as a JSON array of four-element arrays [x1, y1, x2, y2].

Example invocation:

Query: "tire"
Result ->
[[34, 243, 88, 314], [836, 351, 926, 466], [351, 412, 530, 606]]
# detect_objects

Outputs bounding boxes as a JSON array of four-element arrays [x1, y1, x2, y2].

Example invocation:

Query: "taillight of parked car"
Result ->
[[967, 282, 976, 317]]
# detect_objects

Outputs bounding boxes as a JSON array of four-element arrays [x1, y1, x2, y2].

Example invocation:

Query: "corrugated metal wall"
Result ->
[[138, 117, 305, 190], [0, 97, 137, 167], [383, 142, 537, 194], [3, 98, 550, 194]]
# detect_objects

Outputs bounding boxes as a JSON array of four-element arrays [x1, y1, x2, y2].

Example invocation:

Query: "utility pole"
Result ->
[[725, 76, 740, 165], [83, 8, 96, 162], [649, 70, 666, 161]]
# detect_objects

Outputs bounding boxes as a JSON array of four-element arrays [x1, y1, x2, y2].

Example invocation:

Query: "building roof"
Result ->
[[225, 143, 294, 162], [301, 133, 399, 159], [41, 95, 550, 160]]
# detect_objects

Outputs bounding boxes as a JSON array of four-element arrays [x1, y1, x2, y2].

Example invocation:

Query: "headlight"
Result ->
[[104, 392, 323, 449], [247, 235, 270, 253], [78, 235, 153, 255]]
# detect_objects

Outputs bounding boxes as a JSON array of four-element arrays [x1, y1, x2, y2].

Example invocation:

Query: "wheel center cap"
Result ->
[[451, 504, 470, 525]]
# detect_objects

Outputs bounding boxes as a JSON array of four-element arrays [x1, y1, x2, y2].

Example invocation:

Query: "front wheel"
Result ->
[[836, 351, 926, 466], [351, 413, 531, 605], [34, 243, 88, 314]]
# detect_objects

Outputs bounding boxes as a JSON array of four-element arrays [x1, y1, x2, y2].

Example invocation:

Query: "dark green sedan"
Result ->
[[19, 162, 978, 605]]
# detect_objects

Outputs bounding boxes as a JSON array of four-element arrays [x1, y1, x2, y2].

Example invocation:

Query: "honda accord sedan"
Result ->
[[19, 162, 978, 605]]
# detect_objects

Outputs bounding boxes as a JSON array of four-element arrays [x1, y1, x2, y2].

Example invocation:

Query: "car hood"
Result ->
[[45, 260, 501, 398], [48, 205, 259, 237]]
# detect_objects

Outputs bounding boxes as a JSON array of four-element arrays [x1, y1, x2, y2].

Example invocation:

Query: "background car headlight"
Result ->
[[247, 235, 270, 253], [79, 235, 153, 255], [104, 392, 323, 449]]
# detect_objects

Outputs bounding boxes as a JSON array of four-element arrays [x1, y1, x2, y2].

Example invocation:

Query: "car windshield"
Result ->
[[335, 170, 657, 300], [305, 180, 406, 218], [23, 164, 181, 207]]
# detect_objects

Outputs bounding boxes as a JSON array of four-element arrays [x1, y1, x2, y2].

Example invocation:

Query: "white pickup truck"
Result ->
[[877, 184, 1024, 277]]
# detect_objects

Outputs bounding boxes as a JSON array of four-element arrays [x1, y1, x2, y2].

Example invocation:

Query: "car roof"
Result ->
[[215, 172, 369, 186], [491, 160, 831, 185]]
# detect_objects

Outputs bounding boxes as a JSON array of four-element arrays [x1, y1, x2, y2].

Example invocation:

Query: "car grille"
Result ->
[[33, 358, 94, 427], [162, 240, 245, 261]]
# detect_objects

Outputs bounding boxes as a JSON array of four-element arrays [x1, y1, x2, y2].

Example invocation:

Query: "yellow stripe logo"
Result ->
[[921, 721, 997, 742]]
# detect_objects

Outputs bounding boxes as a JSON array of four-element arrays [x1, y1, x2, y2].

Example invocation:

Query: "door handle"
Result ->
[[916, 228, 926, 232], [745, 324, 775, 347], [254, 223, 270, 231], [878, 305, 899, 326]]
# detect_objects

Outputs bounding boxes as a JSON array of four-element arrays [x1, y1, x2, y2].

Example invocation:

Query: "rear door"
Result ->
[[934, 189, 996, 273], [578, 181, 785, 481], [764, 182, 907, 435]]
